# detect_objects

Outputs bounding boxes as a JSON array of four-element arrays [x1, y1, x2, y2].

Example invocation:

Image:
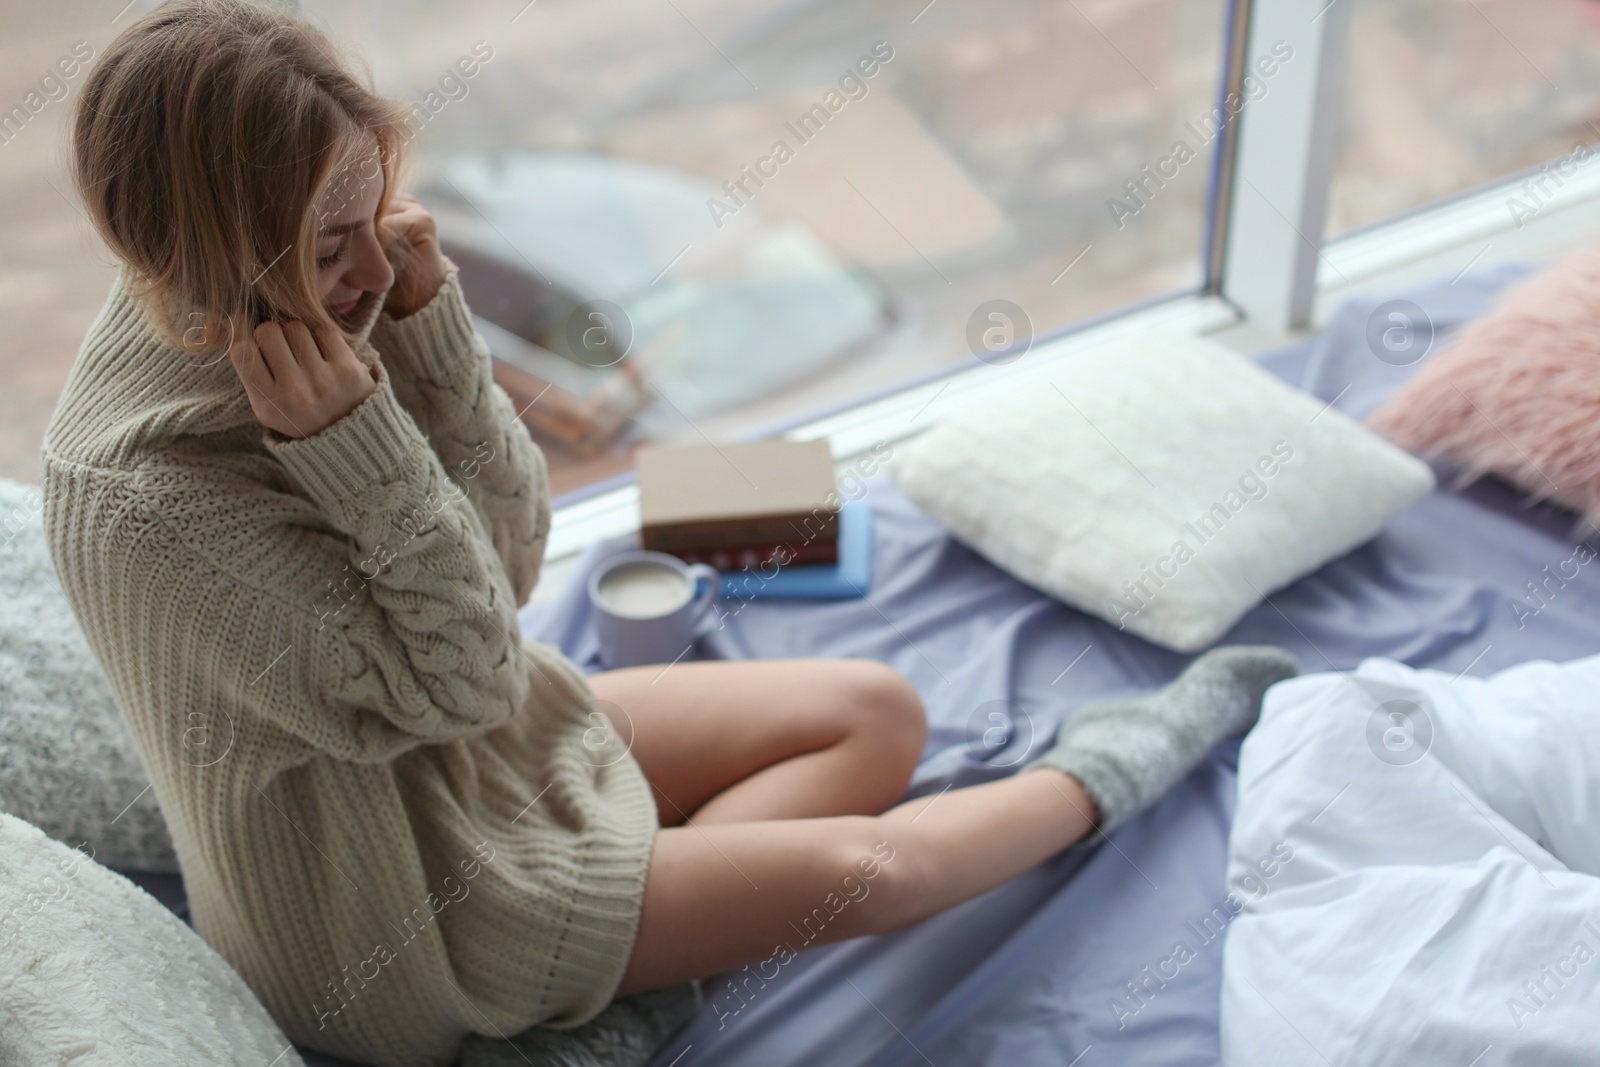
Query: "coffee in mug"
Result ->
[[596, 565, 692, 618], [587, 551, 720, 669]]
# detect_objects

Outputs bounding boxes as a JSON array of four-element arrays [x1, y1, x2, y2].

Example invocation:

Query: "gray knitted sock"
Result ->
[[1027, 646, 1298, 834]]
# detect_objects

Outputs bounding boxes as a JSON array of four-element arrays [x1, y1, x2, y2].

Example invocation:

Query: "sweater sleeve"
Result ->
[[366, 256, 549, 608], [201, 365, 543, 762]]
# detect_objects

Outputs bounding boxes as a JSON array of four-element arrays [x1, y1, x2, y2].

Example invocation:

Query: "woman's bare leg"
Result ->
[[613, 645, 1299, 997], [615, 767, 1097, 995], [588, 659, 928, 826]]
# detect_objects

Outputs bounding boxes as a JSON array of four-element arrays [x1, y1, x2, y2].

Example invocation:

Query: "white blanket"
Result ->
[[1221, 654, 1600, 1066]]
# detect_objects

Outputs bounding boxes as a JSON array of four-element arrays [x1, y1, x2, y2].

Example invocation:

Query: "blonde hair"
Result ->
[[71, 0, 421, 354]]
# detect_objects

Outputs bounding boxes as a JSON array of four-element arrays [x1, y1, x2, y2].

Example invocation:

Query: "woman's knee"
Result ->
[[837, 660, 929, 768]]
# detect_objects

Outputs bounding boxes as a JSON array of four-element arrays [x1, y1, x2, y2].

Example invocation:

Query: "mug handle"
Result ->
[[685, 563, 720, 626]]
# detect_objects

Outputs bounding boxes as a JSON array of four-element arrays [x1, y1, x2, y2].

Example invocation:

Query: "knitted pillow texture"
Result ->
[[1367, 247, 1600, 527], [0, 811, 304, 1065], [889, 329, 1435, 652], [0, 479, 177, 871]]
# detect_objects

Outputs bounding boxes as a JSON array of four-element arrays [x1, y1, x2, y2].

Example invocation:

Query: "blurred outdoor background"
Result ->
[[5, 0, 1600, 498]]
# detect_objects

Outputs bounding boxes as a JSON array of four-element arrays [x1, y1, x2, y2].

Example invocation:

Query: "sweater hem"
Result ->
[[531, 763, 659, 1029], [506, 646, 661, 1029]]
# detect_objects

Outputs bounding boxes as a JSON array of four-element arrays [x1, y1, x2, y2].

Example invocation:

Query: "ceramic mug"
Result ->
[[588, 550, 719, 669]]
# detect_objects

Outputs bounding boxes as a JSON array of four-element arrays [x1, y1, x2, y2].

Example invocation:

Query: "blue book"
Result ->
[[717, 501, 872, 601]]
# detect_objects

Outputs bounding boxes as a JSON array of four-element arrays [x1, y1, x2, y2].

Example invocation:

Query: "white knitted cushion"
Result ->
[[0, 811, 304, 1065], [889, 329, 1435, 652], [0, 479, 176, 871]]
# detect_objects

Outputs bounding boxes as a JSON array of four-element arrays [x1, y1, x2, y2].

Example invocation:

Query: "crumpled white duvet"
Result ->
[[1221, 654, 1600, 1067]]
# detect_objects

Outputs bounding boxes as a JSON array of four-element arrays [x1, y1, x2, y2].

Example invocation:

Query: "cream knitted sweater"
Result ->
[[41, 261, 658, 1067]]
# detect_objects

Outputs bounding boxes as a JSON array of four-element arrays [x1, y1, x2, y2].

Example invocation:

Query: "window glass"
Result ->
[[1329, 0, 1600, 236], [302, 0, 1233, 497]]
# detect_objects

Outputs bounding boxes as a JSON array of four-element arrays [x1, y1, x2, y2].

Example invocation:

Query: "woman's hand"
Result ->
[[380, 192, 447, 320], [228, 314, 378, 439]]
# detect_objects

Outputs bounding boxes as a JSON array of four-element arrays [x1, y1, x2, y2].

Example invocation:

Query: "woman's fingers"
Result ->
[[379, 192, 446, 320], [227, 313, 376, 438], [280, 320, 323, 366], [312, 321, 354, 364], [386, 191, 422, 215], [313, 322, 374, 384], [253, 321, 298, 381], [381, 192, 438, 244], [226, 312, 271, 389]]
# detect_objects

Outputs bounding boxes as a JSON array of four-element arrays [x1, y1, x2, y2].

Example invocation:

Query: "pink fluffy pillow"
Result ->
[[1368, 247, 1600, 525]]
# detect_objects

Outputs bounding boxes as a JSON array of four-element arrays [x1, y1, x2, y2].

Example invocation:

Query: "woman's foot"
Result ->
[[1027, 645, 1299, 834]]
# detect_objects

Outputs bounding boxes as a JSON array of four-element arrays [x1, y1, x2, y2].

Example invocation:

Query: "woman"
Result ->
[[43, 2, 1297, 1065]]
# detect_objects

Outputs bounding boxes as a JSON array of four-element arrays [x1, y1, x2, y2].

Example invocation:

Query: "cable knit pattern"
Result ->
[[39, 259, 659, 1067]]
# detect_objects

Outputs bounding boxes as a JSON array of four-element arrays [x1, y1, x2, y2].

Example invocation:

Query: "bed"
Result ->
[[120, 261, 1600, 1066]]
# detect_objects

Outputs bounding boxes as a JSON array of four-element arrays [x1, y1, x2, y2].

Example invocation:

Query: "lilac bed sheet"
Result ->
[[128, 262, 1600, 1067], [522, 261, 1600, 1067]]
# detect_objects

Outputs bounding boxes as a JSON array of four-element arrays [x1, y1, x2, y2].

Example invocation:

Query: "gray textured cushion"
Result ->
[[0, 479, 177, 872]]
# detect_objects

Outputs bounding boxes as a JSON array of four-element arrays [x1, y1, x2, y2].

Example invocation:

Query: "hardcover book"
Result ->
[[637, 439, 840, 557]]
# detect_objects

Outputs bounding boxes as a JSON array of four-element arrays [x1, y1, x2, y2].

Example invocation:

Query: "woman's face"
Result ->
[[313, 145, 395, 329]]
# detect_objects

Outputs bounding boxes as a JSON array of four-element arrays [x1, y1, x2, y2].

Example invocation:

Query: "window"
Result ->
[[299, 0, 1231, 499], [28, 1, 1597, 509], [1329, 0, 1600, 237]]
